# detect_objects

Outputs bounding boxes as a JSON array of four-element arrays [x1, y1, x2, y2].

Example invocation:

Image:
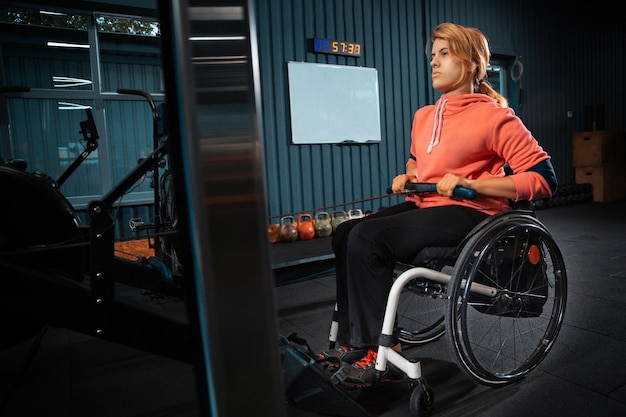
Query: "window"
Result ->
[[0, 5, 164, 208], [96, 14, 163, 94], [0, 7, 92, 90]]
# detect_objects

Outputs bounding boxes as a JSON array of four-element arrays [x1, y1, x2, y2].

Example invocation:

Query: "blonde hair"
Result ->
[[429, 23, 507, 107]]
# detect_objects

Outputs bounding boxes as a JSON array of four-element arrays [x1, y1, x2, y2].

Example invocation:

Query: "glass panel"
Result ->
[[0, 6, 92, 90], [7, 98, 102, 197], [96, 15, 163, 94], [0, 7, 89, 29], [104, 99, 165, 195]]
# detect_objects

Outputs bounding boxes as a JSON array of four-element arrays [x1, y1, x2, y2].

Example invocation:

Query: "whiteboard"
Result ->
[[287, 62, 381, 144]]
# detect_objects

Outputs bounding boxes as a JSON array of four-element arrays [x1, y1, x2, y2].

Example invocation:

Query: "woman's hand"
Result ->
[[391, 173, 417, 193], [436, 173, 472, 197], [391, 162, 418, 193]]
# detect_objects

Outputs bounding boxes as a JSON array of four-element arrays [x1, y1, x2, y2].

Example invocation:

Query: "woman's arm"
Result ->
[[437, 173, 517, 200], [391, 160, 418, 193]]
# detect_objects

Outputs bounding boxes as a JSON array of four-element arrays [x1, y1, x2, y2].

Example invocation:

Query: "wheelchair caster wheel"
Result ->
[[409, 377, 434, 416]]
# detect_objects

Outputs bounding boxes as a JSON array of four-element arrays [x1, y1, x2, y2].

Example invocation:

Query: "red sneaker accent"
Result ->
[[354, 349, 378, 368]]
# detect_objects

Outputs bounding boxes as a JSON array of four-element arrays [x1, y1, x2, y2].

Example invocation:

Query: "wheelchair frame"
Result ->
[[329, 202, 567, 417]]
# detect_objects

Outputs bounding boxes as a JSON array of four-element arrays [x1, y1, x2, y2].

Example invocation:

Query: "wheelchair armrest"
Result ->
[[509, 199, 535, 213]]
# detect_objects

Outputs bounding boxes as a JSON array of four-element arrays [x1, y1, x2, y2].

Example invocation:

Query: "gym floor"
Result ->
[[2, 199, 626, 417]]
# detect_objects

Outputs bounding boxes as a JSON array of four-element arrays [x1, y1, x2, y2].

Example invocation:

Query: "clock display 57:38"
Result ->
[[313, 38, 361, 57]]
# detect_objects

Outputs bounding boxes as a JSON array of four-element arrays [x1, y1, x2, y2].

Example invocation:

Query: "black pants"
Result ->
[[331, 202, 489, 347]]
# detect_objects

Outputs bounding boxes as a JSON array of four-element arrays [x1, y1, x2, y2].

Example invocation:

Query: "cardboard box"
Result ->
[[575, 166, 626, 202], [573, 130, 626, 167]]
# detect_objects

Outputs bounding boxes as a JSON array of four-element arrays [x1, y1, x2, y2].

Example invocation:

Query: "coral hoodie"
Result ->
[[406, 94, 552, 215]]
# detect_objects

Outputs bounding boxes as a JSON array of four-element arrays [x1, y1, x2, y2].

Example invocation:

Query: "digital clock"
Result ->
[[312, 38, 361, 57]]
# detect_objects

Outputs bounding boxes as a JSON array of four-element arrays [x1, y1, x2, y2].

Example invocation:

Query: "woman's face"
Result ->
[[430, 38, 471, 95]]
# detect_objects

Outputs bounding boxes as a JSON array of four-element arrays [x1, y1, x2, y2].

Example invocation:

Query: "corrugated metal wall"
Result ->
[[255, 0, 626, 222], [256, 0, 429, 223]]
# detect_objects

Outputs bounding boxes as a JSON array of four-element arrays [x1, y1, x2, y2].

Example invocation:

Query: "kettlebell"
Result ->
[[267, 223, 280, 243], [331, 209, 347, 232], [297, 213, 316, 241], [348, 208, 364, 220], [279, 215, 298, 243], [314, 211, 332, 238]]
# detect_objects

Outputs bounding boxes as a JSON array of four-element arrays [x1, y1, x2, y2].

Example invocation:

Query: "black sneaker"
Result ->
[[318, 345, 368, 369], [332, 348, 405, 388]]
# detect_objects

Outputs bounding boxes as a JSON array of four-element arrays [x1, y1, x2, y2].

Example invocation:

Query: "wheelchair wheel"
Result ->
[[397, 272, 447, 345], [408, 377, 434, 417], [445, 213, 567, 386]]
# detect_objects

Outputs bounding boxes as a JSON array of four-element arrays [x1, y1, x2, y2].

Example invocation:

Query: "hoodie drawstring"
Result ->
[[427, 98, 447, 153]]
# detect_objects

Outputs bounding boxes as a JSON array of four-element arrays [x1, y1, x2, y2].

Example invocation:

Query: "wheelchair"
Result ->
[[329, 184, 567, 417]]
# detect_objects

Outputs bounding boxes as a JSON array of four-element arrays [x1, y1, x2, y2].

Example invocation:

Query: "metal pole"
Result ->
[[157, 0, 286, 415]]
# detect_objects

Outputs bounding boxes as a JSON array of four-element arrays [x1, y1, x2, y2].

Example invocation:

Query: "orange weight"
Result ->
[[297, 213, 315, 240]]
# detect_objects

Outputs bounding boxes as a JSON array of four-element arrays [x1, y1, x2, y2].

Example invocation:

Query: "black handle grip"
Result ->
[[117, 88, 151, 100], [387, 182, 477, 200], [117, 88, 157, 113]]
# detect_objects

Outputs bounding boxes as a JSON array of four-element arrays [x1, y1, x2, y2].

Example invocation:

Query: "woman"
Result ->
[[321, 22, 557, 388]]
